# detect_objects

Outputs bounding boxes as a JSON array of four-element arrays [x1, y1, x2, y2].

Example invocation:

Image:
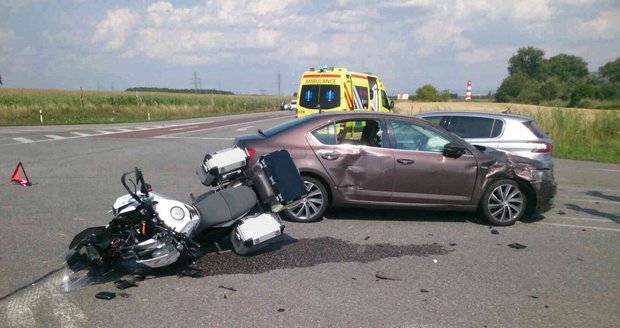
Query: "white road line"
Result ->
[[70, 132, 92, 137], [539, 222, 620, 232], [44, 135, 65, 140], [12, 137, 33, 143], [594, 169, 620, 173], [153, 116, 285, 138], [94, 130, 113, 134], [544, 215, 610, 223], [133, 127, 150, 130], [154, 136, 234, 140], [168, 125, 200, 131], [112, 128, 133, 132], [554, 198, 620, 204], [236, 126, 253, 131]]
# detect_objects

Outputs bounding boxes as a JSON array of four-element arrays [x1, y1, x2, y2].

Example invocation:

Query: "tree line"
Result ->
[[412, 46, 619, 109], [495, 46, 619, 108]]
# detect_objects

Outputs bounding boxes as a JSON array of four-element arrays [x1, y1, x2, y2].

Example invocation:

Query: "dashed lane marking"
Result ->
[[70, 132, 92, 137], [12, 137, 33, 143], [539, 222, 620, 232], [44, 135, 65, 140], [154, 136, 234, 140], [168, 125, 200, 131]]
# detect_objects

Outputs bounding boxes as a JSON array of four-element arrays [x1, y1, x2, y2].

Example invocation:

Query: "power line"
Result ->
[[191, 71, 202, 91]]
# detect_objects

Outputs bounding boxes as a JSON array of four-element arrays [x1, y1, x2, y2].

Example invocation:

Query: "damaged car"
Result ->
[[235, 112, 556, 226]]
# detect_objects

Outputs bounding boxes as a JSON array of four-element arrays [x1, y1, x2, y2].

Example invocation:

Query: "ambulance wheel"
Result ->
[[230, 226, 253, 256], [282, 176, 328, 223]]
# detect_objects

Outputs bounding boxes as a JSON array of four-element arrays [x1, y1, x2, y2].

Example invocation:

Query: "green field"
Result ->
[[1, 89, 618, 163], [0, 88, 287, 125]]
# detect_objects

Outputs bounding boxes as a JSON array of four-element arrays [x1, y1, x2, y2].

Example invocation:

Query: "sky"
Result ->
[[0, 0, 618, 96]]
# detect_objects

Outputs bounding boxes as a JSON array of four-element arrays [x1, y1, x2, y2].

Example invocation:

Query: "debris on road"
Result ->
[[95, 291, 116, 300], [364, 236, 370, 240], [218, 285, 237, 292], [278, 308, 286, 312], [491, 229, 499, 235], [420, 289, 429, 293], [449, 243, 457, 246], [557, 210, 566, 215], [508, 243, 527, 250], [528, 295, 539, 299], [114, 279, 138, 290], [375, 271, 402, 281]]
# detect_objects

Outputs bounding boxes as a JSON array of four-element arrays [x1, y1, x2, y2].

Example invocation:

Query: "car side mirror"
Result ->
[[442, 143, 465, 158], [389, 100, 395, 110]]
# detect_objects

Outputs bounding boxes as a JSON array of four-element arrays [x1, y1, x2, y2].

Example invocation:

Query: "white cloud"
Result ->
[[455, 46, 515, 64], [578, 7, 620, 40], [0, 28, 18, 43], [93, 9, 140, 50], [414, 21, 472, 56]]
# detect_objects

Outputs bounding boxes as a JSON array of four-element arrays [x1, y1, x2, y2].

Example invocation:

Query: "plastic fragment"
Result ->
[[508, 243, 527, 250]]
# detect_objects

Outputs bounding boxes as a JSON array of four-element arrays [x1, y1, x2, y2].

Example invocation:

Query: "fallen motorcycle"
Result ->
[[63, 148, 307, 291]]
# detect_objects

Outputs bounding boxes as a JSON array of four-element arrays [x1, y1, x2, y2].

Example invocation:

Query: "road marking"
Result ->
[[555, 198, 619, 204], [236, 125, 253, 131], [539, 222, 620, 232], [12, 137, 33, 143], [70, 132, 92, 137], [3, 273, 86, 327], [594, 169, 620, 173], [544, 215, 610, 223], [44, 135, 65, 140], [154, 136, 234, 140], [111, 128, 133, 132], [94, 130, 113, 134], [169, 125, 200, 131]]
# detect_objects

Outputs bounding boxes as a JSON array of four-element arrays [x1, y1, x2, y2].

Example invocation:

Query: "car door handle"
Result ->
[[321, 153, 339, 160], [397, 159, 415, 165]]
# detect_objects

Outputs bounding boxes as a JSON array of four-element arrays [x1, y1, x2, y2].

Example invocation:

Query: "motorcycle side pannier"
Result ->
[[251, 149, 307, 212], [197, 147, 249, 186]]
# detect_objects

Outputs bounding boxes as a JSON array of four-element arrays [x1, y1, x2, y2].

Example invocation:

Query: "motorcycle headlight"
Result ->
[[170, 206, 185, 221]]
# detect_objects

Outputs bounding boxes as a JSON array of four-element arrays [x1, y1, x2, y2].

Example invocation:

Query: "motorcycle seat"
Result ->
[[193, 186, 257, 234]]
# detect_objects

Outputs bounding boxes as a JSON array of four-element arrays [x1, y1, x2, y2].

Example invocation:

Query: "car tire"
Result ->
[[282, 176, 328, 223], [479, 179, 527, 226]]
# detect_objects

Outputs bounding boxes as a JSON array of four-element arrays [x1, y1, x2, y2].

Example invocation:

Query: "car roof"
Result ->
[[415, 111, 533, 121]]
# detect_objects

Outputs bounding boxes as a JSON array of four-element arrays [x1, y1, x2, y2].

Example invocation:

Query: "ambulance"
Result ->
[[295, 66, 394, 118]]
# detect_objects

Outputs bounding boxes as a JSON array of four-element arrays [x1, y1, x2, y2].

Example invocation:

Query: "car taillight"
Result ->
[[529, 141, 553, 153], [246, 147, 256, 162]]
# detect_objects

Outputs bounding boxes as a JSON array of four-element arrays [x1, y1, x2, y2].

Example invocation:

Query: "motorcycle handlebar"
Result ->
[[121, 167, 149, 206]]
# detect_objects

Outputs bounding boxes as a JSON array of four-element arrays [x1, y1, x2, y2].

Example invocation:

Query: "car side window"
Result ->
[[446, 116, 502, 139], [388, 120, 450, 152], [423, 116, 443, 126], [311, 119, 383, 147]]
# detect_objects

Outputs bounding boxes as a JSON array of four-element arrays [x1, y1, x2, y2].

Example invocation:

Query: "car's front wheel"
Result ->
[[282, 176, 328, 223], [479, 179, 527, 226]]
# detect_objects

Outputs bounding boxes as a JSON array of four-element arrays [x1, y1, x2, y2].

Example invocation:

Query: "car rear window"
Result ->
[[446, 116, 504, 139], [299, 85, 341, 110], [522, 120, 549, 138]]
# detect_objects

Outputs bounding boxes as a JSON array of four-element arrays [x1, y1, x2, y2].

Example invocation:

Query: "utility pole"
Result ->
[[0, 72, 3, 85], [259, 89, 266, 96], [110, 82, 115, 91], [191, 72, 202, 92]]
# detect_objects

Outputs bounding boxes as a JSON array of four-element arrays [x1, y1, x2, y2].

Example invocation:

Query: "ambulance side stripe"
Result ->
[[343, 82, 353, 109]]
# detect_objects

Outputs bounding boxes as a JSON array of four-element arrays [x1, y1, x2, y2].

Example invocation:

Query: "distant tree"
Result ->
[[415, 84, 440, 101], [598, 58, 620, 83], [546, 54, 589, 81], [495, 72, 532, 102], [508, 46, 547, 81]]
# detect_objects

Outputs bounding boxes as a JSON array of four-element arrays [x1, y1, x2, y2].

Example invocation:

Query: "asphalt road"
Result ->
[[0, 111, 618, 328]]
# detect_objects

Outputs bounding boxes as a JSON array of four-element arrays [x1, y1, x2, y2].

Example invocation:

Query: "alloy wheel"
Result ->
[[487, 183, 524, 223]]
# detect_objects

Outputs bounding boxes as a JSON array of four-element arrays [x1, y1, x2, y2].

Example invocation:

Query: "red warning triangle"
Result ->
[[11, 162, 31, 186]]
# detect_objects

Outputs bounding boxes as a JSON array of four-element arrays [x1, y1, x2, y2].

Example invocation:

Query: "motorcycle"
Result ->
[[63, 148, 307, 291]]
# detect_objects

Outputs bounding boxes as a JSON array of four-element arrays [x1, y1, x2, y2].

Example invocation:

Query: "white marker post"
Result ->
[[39, 110, 43, 124], [148, 112, 151, 121]]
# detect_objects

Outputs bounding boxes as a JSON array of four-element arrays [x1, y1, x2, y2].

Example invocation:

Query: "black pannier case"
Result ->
[[252, 149, 306, 212]]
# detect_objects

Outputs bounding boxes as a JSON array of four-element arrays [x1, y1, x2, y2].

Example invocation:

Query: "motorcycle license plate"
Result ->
[[236, 213, 283, 246]]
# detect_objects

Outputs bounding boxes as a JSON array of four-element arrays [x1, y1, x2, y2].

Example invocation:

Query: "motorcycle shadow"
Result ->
[[323, 208, 484, 225]]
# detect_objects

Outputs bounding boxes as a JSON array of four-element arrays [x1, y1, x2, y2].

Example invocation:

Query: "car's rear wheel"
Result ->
[[479, 179, 526, 226], [282, 176, 328, 223]]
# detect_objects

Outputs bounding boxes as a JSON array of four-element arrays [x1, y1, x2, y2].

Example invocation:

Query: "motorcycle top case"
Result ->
[[197, 147, 249, 186], [251, 149, 306, 211]]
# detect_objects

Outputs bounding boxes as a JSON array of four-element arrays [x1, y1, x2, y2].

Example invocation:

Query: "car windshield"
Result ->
[[261, 115, 315, 137]]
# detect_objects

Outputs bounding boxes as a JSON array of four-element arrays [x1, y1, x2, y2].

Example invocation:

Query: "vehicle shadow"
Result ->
[[585, 190, 620, 203], [323, 208, 486, 225], [565, 203, 620, 224]]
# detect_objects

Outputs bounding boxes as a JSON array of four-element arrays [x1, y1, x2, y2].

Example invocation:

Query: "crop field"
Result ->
[[0, 88, 287, 125], [397, 101, 620, 163]]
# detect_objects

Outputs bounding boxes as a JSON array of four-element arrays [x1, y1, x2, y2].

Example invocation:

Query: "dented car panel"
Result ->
[[234, 112, 556, 224]]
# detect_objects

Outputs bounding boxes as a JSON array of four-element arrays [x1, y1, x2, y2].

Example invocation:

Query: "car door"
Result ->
[[386, 118, 478, 205], [307, 118, 394, 202]]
